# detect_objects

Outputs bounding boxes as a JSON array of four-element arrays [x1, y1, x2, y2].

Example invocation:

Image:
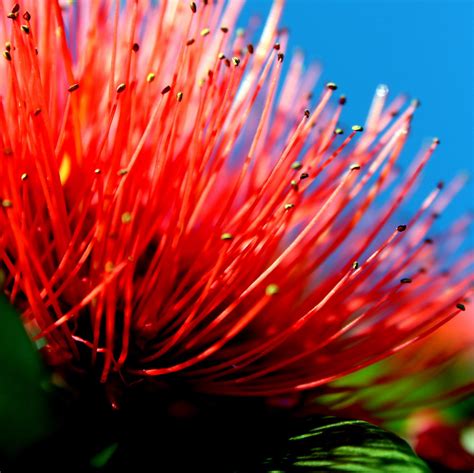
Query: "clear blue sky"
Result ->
[[240, 0, 473, 244]]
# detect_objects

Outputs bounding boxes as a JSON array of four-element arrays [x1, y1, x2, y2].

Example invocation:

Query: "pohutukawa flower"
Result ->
[[0, 0, 472, 409]]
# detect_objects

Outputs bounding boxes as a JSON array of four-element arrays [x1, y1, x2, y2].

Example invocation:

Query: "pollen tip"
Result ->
[[291, 161, 302, 170], [33, 107, 41, 116], [277, 53, 284, 63], [105, 262, 115, 273], [22, 11, 31, 21], [290, 179, 299, 190], [350, 163, 361, 171], [190, 1, 197, 13], [424, 237, 434, 245], [220, 26, 229, 33], [433, 137, 441, 145], [334, 128, 344, 135], [1, 199, 13, 208], [132, 42, 140, 52], [12, 4, 20, 14], [117, 169, 128, 176], [221, 232, 233, 241], [397, 224, 407, 232], [437, 181, 444, 190], [218, 52, 225, 60], [200, 28, 210, 37], [411, 98, 421, 108], [116, 83, 126, 94], [121, 212, 132, 224], [352, 261, 359, 270], [186, 38, 195, 46], [232, 57, 240, 66], [273, 42, 281, 51], [352, 125, 364, 132], [21, 24, 30, 34], [68, 83, 79, 93], [304, 109, 310, 118], [284, 203, 295, 210], [300, 172, 309, 180], [176, 91, 183, 102], [376, 84, 389, 97], [400, 277, 412, 284], [339, 95, 347, 105], [247, 44, 254, 54], [456, 303, 466, 311], [21, 173, 28, 181], [265, 284, 280, 296], [3, 50, 12, 61], [326, 82, 338, 91], [146, 72, 155, 83], [94, 168, 101, 174], [161, 85, 171, 95]]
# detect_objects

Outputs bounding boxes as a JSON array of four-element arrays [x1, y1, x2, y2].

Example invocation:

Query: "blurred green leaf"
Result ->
[[0, 296, 53, 456], [261, 416, 430, 472], [90, 443, 118, 468]]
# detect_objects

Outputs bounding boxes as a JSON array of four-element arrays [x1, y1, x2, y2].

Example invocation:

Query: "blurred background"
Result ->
[[240, 0, 474, 249]]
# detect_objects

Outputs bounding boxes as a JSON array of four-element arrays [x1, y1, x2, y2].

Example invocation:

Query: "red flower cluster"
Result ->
[[0, 0, 472, 403]]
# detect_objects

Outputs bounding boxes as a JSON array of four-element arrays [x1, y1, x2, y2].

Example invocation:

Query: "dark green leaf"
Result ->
[[0, 296, 53, 456], [261, 416, 430, 472]]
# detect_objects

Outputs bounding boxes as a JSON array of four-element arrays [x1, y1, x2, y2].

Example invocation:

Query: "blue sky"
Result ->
[[239, 0, 473, 244]]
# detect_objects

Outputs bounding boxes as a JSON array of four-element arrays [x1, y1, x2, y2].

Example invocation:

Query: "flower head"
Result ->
[[0, 0, 472, 406]]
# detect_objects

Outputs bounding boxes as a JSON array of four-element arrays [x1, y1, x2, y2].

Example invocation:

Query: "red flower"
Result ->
[[0, 0, 472, 404], [409, 411, 474, 471]]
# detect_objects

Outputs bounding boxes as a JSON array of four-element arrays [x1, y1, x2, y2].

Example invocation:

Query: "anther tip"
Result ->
[[265, 284, 280, 296]]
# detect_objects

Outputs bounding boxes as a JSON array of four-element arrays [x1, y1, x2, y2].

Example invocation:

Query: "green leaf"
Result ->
[[261, 416, 430, 472], [0, 296, 53, 456], [90, 443, 119, 468]]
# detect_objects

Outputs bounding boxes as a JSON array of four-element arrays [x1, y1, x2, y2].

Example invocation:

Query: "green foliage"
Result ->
[[261, 416, 430, 472], [0, 296, 53, 456], [90, 443, 118, 468]]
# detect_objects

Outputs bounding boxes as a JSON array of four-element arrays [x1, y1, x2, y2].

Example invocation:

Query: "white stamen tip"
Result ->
[[376, 84, 389, 97]]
